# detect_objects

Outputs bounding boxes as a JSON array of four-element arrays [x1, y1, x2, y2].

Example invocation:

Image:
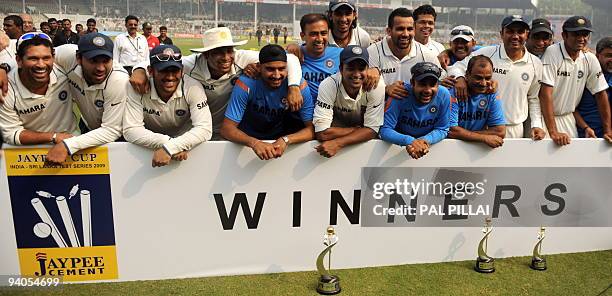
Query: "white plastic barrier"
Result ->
[[0, 139, 610, 282]]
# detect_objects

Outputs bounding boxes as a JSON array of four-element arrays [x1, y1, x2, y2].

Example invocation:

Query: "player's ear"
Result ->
[[300, 31, 305, 41], [147, 66, 154, 77], [386, 27, 391, 36]]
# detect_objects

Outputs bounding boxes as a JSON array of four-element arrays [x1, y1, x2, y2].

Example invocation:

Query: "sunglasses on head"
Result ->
[[17, 32, 52, 48], [151, 53, 182, 62], [414, 63, 441, 77], [451, 29, 473, 36]]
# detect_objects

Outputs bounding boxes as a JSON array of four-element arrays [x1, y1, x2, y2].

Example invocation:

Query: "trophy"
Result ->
[[474, 217, 495, 273], [530, 226, 547, 271], [316, 226, 341, 295]]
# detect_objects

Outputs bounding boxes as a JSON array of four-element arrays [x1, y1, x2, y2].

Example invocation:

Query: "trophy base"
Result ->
[[530, 257, 547, 271], [474, 257, 495, 273], [317, 275, 341, 295]]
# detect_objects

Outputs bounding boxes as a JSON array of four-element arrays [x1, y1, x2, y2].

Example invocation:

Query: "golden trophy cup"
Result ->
[[475, 217, 495, 273], [530, 226, 547, 271], [316, 226, 341, 295]]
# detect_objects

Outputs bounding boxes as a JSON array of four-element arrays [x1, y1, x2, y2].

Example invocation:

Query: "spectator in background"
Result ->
[[3, 15, 24, 39], [76, 24, 84, 36], [158, 26, 173, 45], [86, 18, 98, 34], [413, 4, 444, 55], [283, 27, 288, 44], [265, 26, 271, 44], [142, 22, 160, 51], [53, 19, 79, 46], [40, 22, 51, 35], [113, 15, 149, 74], [47, 18, 59, 39], [256, 27, 263, 46], [273, 27, 280, 44], [19, 13, 34, 32]]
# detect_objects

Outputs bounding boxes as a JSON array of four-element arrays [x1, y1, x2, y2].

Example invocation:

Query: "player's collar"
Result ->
[[13, 66, 58, 99], [499, 43, 529, 63]]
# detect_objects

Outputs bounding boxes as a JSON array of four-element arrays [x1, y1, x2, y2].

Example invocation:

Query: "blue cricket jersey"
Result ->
[[449, 88, 506, 131], [576, 71, 611, 137], [225, 75, 313, 140], [301, 46, 342, 99], [380, 83, 452, 146]]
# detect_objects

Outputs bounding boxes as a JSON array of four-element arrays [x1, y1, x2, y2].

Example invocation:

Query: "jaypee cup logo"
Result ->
[[4, 147, 118, 281]]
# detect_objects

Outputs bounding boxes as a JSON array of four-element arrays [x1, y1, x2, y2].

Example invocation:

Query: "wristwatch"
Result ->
[[0, 63, 10, 73], [282, 136, 290, 145]]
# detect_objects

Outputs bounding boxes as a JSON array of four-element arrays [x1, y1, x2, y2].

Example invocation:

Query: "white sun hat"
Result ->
[[190, 27, 248, 53]]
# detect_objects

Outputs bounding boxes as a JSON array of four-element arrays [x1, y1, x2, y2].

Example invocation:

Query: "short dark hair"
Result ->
[[413, 4, 437, 21], [300, 13, 328, 32], [86, 18, 96, 24], [125, 15, 139, 24], [159, 26, 167, 31], [17, 36, 53, 58], [388, 8, 412, 28], [76, 24, 83, 29], [40, 21, 49, 28], [259, 44, 287, 64], [47, 18, 57, 23], [596, 37, 612, 54], [62, 19, 70, 24], [467, 55, 494, 74], [4, 15, 24, 29]]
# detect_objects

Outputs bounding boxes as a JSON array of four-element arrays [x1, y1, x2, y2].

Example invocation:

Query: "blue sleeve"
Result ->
[[486, 93, 506, 127], [299, 81, 314, 122], [224, 78, 251, 123], [379, 98, 415, 146], [449, 89, 459, 127], [421, 89, 451, 145]]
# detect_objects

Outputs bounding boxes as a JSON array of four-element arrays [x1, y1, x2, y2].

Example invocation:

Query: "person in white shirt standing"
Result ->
[[0, 33, 78, 145], [327, 0, 371, 48], [448, 15, 545, 140], [367, 8, 441, 98], [113, 15, 148, 74], [44, 33, 130, 163], [539, 16, 611, 145], [313, 45, 385, 157], [123, 45, 212, 167], [413, 4, 445, 56]]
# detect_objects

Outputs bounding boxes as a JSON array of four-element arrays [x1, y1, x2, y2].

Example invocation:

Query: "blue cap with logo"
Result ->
[[78, 33, 113, 59], [340, 45, 369, 65], [562, 16, 593, 32], [150, 44, 183, 71], [501, 15, 529, 30]]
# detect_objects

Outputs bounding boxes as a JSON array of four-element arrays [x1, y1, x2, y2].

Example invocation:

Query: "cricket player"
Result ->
[[123, 45, 213, 167], [221, 44, 314, 160], [539, 16, 611, 145], [379, 62, 452, 159], [575, 37, 612, 140], [448, 15, 545, 139], [130, 27, 304, 140], [0, 33, 78, 145], [313, 45, 385, 157], [449, 55, 506, 148], [327, 0, 371, 48], [367, 8, 442, 99]]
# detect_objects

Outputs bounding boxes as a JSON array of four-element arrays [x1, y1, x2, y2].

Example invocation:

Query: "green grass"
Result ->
[[2, 250, 611, 296], [172, 36, 298, 54]]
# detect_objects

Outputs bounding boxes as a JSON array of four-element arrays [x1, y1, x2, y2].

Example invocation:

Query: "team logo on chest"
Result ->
[[94, 100, 104, 108], [175, 109, 187, 116], [577, 70, 584, 79], [429, 106, 437, 113], [478, 98, 488, 109], [325, 59, 335, 69], [58, 90, 68, 101], [521, 73, 529, 81]]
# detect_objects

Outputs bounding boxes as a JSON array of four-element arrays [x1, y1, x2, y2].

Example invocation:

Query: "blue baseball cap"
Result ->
[[340, 45, 369, 65], [150, 45, 183, 71], [501, 15, 529, 30], [78, 33, 113, 59], [329, 0, 356, 12]]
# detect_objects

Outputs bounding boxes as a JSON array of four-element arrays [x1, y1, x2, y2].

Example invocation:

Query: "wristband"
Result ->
[[51, 133, 57, 144]]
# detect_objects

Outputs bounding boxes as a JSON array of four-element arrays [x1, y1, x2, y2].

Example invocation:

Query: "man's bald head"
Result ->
[[19, 13, 34, 32]]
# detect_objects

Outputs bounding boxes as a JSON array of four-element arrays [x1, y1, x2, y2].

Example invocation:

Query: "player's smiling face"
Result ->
[[205, 46, 235, 75], [415, 14, 435, 40], [597, 47, 612, 73], [331, 7, 355, 34], [387, 16, 414, 50], [152, 67, 182, 95], [78, 55, 112, 85], [411, 77, 438, 104], [501, 24, 528, 51], [301, 20, 329, 57], [527, 32, 552, 56], [260, 61, 287, 89], [450, 38, 473, 60], [340, 60, 368, 90], [466, 62, 493, 95], [563, 31, 590, 53], [17, 45, 54, 86]]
